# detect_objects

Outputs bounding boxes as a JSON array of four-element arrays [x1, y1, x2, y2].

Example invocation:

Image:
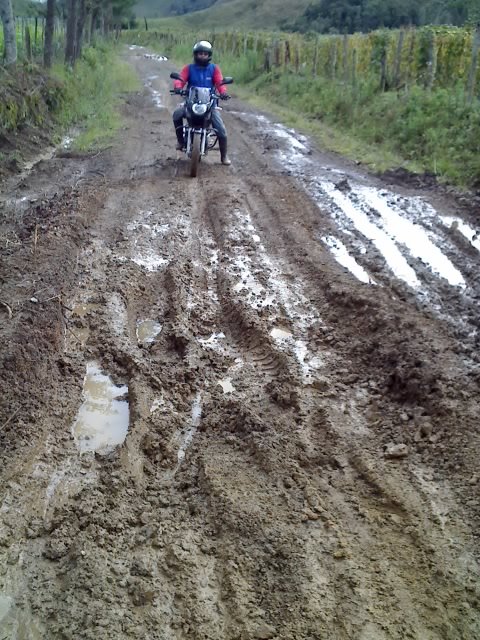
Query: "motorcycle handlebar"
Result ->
[[169, 89, 231, 100]]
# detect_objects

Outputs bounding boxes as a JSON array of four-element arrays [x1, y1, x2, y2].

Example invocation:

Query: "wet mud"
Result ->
[[0, 48, 479, 639]]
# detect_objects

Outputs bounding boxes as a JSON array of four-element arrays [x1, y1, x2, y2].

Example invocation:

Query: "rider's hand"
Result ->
[[220, 93, 231, 101], [173, 87, 182, 95]]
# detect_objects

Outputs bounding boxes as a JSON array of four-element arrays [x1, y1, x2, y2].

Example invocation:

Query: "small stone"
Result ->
[[30, 297, 38, 303], [385, 444, 409, 459], [132, 588, 155, 606], [138, 512, 150, 525], [255, 623, 276, 639], [469, 475, 478, 485], [420, 421, 433, 437]]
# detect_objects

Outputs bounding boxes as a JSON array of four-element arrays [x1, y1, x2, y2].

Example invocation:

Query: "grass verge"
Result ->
[[0, 43, 140, 177], [52, 44, 140, 151]]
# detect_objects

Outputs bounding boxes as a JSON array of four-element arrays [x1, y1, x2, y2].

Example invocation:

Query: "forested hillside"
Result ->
[[287, 0, 480, 33], [133, 0, 479, 30]]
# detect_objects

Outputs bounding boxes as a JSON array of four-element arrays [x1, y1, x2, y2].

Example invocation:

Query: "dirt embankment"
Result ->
[[0, 48, 479, 639]]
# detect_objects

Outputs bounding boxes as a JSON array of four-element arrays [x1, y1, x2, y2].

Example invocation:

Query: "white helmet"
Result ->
[[193, 40, 213, 66]]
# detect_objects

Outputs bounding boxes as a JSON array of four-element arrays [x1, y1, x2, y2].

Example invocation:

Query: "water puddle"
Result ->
[[72, 302, 100, 317], [233, 256, 275, 307], [72, 327, 90, 346], [0, 595, 12, 622], [144, 53, 168, 61], [177, 393, 202, 463], [442, 217, 480, 252], [132, 252, 169, 271], [245, 111, 470, 295], [322, 182, 421, 288], [218, 378, 235, 394], [72, 362, 129, 454], [137, 320, 162, 344], [151, 90, 162, 108], [358, 188, 465, 288], [270, 327, 292, 340], [151, 397, 165, 413], [107, 293, 128, 337], [323, 236, 375, 285], [198, 332, 225, 349], [61, 136, 73, 149]]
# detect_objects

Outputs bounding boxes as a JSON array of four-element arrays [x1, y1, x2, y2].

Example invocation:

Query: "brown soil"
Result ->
[[0, 48, 479, 639]]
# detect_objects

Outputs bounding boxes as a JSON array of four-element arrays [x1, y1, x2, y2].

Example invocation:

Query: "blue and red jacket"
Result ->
[[173, 63, 227, 95]]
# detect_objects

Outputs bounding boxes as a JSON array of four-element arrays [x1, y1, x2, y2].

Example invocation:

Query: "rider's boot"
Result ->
[[219, 137, 231, 166], [174, 123, 184, 150]]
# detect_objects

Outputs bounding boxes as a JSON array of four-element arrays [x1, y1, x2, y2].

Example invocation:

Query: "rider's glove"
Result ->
[[173, 87, 183, 95], [220, 93, 231, 101]]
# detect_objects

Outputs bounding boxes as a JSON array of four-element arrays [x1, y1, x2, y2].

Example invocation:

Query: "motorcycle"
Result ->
[[170, 72, 233, 177]]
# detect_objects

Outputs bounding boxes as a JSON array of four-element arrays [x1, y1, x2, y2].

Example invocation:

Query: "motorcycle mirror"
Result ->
[[170, 72, 182, 80], [221, 77, 234, 85]]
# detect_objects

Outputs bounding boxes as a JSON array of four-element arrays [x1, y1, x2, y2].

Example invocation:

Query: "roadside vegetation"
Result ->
[[127, 27, 480, 187], [0, 0, 139, 171]]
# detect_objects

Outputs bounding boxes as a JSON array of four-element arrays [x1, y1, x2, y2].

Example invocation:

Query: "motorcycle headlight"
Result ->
[[192, 103, 208, 115]]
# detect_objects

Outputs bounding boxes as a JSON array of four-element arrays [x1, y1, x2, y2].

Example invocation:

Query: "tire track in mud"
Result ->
[[0, 49, 480, 640]]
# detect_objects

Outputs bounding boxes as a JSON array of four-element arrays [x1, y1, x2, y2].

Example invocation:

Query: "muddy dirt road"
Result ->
[[0, 47, 480, 639]]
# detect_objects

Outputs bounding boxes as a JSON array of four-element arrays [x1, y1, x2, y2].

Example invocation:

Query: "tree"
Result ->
[[44, 0, 55, 67], [0, 0, 17, 64], [65, 0, 77, 65]]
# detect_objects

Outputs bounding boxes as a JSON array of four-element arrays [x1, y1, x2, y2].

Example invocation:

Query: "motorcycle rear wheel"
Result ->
[[190, 134, 201, 178]]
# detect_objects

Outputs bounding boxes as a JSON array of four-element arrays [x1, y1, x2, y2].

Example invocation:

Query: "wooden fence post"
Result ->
[[264, 47, 271, 72], [284, 39, 291, 69], [25, 25, 32, 60], [294, 43, 300, 73], [406, 29, 415, 91], [393, 29, 405, 89], [467, 26, 480, 103], [273, 39, 280, 66], [380, 45, 387, 91], [313, 36, 319, 77], [330, 40, 338, 79], [342, 34, 348, 80], [427, 32, 437, 89], [352, 48, 357, 89]]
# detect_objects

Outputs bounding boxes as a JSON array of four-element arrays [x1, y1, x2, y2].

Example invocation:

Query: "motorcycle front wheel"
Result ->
[[190, 134, 201, 178]]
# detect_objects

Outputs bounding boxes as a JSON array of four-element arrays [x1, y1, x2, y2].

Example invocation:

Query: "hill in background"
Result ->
[[133, 0, 477, 32], [134, 0, 311, 29]]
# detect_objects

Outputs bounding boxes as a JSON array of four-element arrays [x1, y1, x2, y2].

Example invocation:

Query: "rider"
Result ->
[[172, 40, 232, 166]]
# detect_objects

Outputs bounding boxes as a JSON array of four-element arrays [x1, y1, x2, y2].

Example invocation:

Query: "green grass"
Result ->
[[52, 44, 140, 151], [214, 49, 480, 185]]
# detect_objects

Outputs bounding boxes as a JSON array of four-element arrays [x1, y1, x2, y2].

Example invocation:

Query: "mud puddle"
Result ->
[[244, 111, 475, 296], [72, 302, 100, 317], [72, 362, 129, 454], [217, 378, 235, 394], [136, 320, 162, 344], [177, 393, 202, 463]]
